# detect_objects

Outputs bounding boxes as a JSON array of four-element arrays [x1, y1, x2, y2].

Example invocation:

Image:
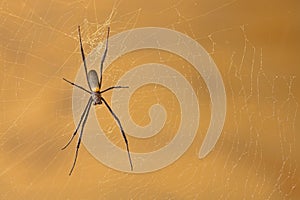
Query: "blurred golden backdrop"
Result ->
[[0, 0, 299, 199]]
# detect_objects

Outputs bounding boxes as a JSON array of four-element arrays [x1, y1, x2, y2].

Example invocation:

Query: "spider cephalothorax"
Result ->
[[91, 91, 102, 105]]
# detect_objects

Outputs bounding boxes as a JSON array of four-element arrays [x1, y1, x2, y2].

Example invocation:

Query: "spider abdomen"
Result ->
[[88, 70, 100, 92]]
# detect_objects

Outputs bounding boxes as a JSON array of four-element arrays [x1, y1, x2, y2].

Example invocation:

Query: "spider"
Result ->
[[62, 26, 133, 175]]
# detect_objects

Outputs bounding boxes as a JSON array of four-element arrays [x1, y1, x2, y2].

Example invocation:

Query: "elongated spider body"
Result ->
[[88, 70, 102, 105]]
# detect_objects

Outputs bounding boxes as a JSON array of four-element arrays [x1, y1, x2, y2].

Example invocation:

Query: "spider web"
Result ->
[[0, 0, 298, 199]]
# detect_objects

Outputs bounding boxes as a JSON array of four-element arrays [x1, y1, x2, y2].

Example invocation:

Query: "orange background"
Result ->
[[0, 0, 299, 199]]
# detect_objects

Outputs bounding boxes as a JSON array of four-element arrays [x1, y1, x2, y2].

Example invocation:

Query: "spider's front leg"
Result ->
[[101, 97, 133, 171], [61, 97, 92, 150], [68, 97, 93, 175]]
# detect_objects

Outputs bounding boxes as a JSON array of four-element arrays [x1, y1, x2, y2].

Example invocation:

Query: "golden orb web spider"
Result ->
[[62, 26, 133, 175]]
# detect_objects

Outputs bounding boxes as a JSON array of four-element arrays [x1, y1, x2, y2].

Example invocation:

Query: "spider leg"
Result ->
[[99, 27, 110, 89], [101, 97, 133, 171], [62, 97, 92, 150], [78, 26, 92, 91], [69, 98, 93, 175], [63, 78, 91, 94], [100, 86, 128, 94]]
